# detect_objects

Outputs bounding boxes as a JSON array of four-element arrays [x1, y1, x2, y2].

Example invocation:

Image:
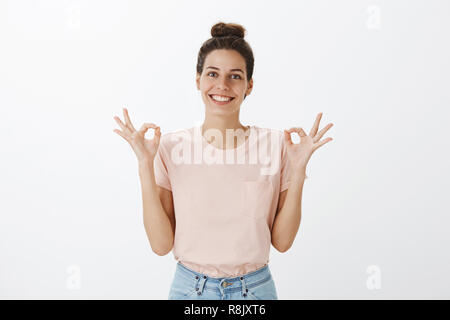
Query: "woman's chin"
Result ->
[[207, 103, 239, 114]]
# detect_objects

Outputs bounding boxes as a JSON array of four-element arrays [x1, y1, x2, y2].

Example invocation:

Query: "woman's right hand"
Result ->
[[113, 108, 161, 163]]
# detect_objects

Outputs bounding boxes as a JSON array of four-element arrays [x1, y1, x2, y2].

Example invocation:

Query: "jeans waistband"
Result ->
[[175, 261, 273, 296]]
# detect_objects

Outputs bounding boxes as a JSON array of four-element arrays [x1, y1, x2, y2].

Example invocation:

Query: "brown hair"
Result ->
[[196, 22, 254, 99]]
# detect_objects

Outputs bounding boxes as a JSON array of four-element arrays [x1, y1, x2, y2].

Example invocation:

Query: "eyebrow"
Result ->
[[206, 66, 244, 74]]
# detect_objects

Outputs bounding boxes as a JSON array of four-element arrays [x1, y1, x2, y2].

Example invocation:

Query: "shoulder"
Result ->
[[252, 125, 284, 137], [252, 125, 285, 147], [159, 126, 196, 149]]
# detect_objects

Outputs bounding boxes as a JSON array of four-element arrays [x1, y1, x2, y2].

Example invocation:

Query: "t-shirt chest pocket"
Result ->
[[241, 180, 274, 220]]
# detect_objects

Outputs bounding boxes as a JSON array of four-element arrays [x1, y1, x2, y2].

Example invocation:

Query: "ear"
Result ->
[[245, 78, 253, 97], [196, 73, 201, 90]]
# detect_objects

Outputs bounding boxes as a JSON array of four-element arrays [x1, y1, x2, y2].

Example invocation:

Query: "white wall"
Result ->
[[0, 0, 449, 299]]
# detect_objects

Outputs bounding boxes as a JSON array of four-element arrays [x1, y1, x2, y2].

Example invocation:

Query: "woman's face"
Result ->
[[196, 49, 253, 116]]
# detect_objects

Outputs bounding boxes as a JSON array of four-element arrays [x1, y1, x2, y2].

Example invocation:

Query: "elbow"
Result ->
[[152, 246, 172, 256], [152, 249, 165, 256], [151, 242, 173, 256], [277, 245, 291, 253], [272, 241, 291, 253]]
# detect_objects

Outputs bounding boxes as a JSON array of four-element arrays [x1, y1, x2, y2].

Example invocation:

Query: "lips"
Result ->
[[208, 94, 235, 105], [209, 94, 235, 100]]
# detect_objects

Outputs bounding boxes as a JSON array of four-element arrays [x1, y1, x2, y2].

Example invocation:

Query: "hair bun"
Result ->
[[211, 22, 246, 38]]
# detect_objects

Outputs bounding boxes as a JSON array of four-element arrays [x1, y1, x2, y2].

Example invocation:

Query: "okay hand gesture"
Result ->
[[284, 113, 334, 175], [113, 108, 161, 163]]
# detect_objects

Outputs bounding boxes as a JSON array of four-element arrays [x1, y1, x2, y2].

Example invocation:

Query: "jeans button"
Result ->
[[197, 291, 201, 295]]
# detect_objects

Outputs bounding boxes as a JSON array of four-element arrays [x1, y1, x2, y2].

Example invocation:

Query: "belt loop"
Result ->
[[239, 276, 248, 297], [218, 279, 226, 298]]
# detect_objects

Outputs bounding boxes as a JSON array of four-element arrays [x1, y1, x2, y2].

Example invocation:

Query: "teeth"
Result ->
[[211, 95, 232, 102]]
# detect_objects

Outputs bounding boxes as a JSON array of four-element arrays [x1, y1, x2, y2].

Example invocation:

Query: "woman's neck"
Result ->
[[201, 120, 250, 150]]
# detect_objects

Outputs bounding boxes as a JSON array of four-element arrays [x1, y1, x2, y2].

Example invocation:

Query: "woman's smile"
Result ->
[[208, 94, 235, 105]]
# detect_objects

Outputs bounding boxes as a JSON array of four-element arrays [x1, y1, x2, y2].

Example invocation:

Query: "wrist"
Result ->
[[138, 158, 154, 170], [291, 167, 308, 181]]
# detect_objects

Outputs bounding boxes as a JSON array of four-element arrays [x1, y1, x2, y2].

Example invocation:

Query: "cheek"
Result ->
[[199, 77, 214, 89], [232, 82, 246, 93]]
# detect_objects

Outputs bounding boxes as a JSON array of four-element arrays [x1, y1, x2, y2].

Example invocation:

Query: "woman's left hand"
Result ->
[[284, 113, 334, 175]]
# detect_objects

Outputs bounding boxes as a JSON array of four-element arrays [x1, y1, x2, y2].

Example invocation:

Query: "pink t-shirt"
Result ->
[[153, 125, 292, 278]]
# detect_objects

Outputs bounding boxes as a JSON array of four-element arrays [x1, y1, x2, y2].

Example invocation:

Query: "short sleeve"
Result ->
[[153, 141, 172, 191], [280, 132, 291, 192]]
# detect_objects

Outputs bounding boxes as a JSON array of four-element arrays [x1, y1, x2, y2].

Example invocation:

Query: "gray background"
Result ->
[[0, 0, 449, 299]]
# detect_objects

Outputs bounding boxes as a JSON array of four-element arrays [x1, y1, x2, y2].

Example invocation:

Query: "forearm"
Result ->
[[271, 170, 306, 252], [138, 160, 174, 256]]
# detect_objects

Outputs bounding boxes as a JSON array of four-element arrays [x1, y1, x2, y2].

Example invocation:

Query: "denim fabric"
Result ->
[[168, 261, 278, 300]]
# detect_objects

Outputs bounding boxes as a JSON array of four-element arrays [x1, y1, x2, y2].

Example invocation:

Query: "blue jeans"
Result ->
[[168, 261, 278, 300]]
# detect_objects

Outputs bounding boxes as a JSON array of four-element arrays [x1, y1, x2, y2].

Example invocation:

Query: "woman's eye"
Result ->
[[207, 72, 241, 79]]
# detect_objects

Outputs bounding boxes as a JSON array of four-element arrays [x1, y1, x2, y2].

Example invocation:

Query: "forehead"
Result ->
[[204, 49, 246, 72]]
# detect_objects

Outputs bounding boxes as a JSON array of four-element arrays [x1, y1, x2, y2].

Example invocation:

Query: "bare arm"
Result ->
[[272, 112, 333, 252], [139, 160, 175, 256], [271, 170, 306, 252], [113, 108, 175, 256]]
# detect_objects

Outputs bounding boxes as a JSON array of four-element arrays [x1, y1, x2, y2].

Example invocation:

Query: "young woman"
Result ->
[[113, 22, 334, 300]]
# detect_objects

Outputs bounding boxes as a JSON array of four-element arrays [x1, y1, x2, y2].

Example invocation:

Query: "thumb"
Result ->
[[139, 123, 158, 136]]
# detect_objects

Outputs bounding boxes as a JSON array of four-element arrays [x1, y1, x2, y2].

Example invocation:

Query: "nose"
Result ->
[[215, 77, 229, 91]]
